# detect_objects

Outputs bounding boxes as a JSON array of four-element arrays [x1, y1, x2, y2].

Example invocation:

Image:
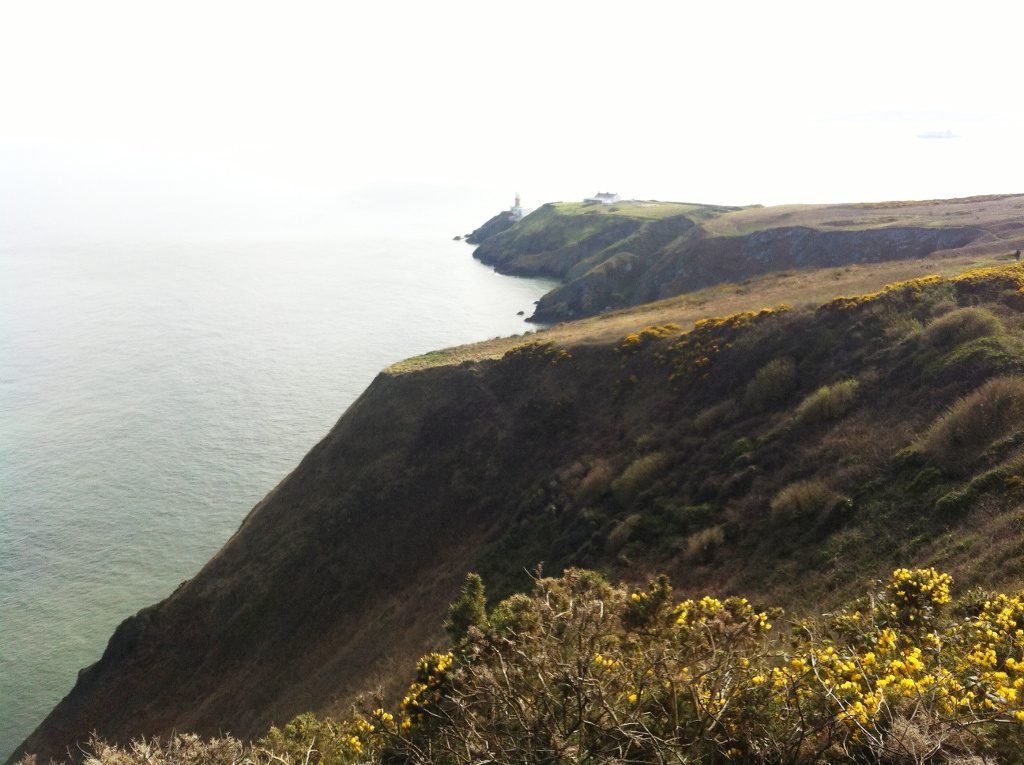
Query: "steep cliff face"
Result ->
[[472, 203, 659, 278], [16, 264, 1024, 763], [471, 195, 1024, 322], [14, 365, 523, 762], [464, 211, 514, 244], [533, 225, 981, 321]]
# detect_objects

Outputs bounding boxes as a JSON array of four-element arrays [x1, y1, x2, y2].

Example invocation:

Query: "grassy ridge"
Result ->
[[550, 200, 741, 220], [390, 250, 1017, 373], [469, 194, 1024, 322], [702, 193, 1024, 236]]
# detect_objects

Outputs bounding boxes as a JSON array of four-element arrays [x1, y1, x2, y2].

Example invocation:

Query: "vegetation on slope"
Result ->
[[390, 251, 1013, 372], [16, 264, 1024, 764], [469, 194, 1024, 322], [465, 264, 1024, 608], [464, 210, 514, 245], [44, 566, 1024, 763]]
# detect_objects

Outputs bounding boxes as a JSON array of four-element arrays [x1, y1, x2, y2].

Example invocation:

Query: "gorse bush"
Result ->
[[743, 357, 797, 412], [360, 568, 1024, 764], [918, 375, 1024, 474], [41, 567, 1024, 765], [794, 378, 860, 425], [85, 735, 247, 765], [444, 573, 487, 639], [922, 306, 1003, 349]]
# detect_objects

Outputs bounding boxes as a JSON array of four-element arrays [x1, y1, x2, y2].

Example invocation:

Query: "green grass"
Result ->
[[550, 200, 711, 220]]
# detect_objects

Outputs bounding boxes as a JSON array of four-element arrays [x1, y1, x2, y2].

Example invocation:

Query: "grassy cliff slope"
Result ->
[[471, 195, 1024, 322], [15, 258, 1024, 764]]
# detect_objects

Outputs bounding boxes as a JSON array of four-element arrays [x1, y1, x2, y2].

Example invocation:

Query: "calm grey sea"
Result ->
[[0, 229, 556, 759]]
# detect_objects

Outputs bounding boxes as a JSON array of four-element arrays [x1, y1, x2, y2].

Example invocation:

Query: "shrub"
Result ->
[[794, 379, 860, 425], [575, 459, 615, 504], [81, 735, 249, 765], [769, 479, 836, 524], [918, 376, 1024, 474], [666, 502, 716, 534], [683, 524, 725, 563], [37, 568, 1024, 765], [444, 573, 488, 639], [743, 357, 798, 412], [881, 310, 923, 341], [924, 333, 1024, 380], [611, 451, 670, 506], [922, 306, 1003, 349], [693, 399, 738, 433], [606, 513, 642, 550]]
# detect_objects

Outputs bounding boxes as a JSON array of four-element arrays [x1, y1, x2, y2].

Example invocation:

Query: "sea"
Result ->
[[0, 191, 557, 760]]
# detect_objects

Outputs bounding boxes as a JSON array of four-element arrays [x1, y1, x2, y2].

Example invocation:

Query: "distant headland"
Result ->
[[465, 193, 1024, 323]]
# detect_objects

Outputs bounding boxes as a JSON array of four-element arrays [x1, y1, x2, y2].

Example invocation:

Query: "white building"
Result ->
[[510, 192, 525, 221], [584, 191, 620, 204]]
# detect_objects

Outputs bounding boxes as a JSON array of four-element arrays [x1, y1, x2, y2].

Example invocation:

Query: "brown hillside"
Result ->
[[15, 259, 1024, 764]]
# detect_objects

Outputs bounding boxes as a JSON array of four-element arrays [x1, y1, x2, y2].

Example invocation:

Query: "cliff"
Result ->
[[464, 210, 514, 244], [15, 258, 1024, 763], [471, 195, 1024, 322]]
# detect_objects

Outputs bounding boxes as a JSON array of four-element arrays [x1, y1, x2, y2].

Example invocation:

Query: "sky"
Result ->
[[1, 0, 1022, 242]]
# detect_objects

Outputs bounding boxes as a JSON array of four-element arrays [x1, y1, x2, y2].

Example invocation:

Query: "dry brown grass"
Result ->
[[683, 524, 726, 563], [702, 193, 1024, 237], [388, 252, 1014, 374], [813, 412, 915, 486]]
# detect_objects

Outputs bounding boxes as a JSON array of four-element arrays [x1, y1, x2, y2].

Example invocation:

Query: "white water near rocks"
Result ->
[[0, 218, 556, 759]]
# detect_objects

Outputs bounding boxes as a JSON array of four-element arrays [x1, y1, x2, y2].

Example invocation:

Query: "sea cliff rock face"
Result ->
[[470, 196, 1024, 322], [13, 366, 525, 763], [532, 225, 981, 321], [473, 205, 655, 278], [464, 211, 514, 245]]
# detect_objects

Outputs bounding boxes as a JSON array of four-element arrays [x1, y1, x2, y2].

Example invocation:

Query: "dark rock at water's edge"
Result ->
[[452, 235, 462, 241]]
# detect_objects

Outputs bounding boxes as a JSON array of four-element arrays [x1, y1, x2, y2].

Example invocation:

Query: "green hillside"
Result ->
[[470, 194, 1024, 322], [16, 261, 1024, 764]]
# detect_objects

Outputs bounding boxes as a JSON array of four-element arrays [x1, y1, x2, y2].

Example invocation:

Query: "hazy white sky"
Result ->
[[2, 0, 1022, 240]]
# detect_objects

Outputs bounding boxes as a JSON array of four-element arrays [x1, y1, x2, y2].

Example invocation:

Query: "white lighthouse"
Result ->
[[510, 192, 524, 221]]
